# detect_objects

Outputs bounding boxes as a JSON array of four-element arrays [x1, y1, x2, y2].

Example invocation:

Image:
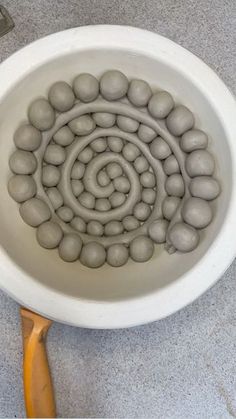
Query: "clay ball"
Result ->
[[163, 155, 180, 175], [180, 129, 208, 152], [8, 175, 36, 203], [19, 198, 51, 227], [71, 179, 84, 197], [109, 191, 126, 208], [87, 220, 104, 236], [122, 143, 140, 161], [117, 116, 139, 133], [127, 79, 152, 107], [130, 235, 154, 262], [182, 197, 213, 229], [79, 191, 95, 209], [168, 222, 199, 252], [80, 242, 106, 268], [91, 137, 107, 153], [58, 233, 82, 262], [57, 206, 74, 223], [150, 137, 172, 160], [97, 171, 110, 187], [140, 171, 155, 188], [71, 161, 85, 180], [48, 81, 75, 112], [134, 156, 149, 174], [46, 187, 63, 210], [122, 215, 139, 231], [166, 105, 194, 136], [100, 70, 129, 101], [107, 136, 123, 153], [185, 150, 215, 177], [77, 147, 93, 164], [73, 73, 99, 102], [70, 216, 86, 233], [133, 202, 151, 221], [9, 150, 37, 175], [142, 188, 156, 205], [106, 162, 123, 179], [148, 219, 169, 243], [138, 124, 156, 143], [37, 221, 63, 249], [44, 144, 66, 165], [113, 176, 130, 193], [95, 198, 111, 211], [42, 165, 60, 187], [28, 98, 55, 131], [68, 115, 96, 136], [148, 91, 174, 119], [165, 174, 185, 197], [104, 221, 124, 236], [107, 244, 129, 267], [189, 176, 220, 200], [53, 126, 74, 146], [14, 124, 42, 151], [93, 112, 116, 128], [162, 196, 181, 220]]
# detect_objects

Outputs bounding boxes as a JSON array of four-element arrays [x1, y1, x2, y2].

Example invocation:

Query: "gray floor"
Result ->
[[0, 0, 236, 417]]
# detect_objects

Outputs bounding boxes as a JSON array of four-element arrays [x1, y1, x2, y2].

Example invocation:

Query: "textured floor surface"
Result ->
[[0, 0, 236, 417]]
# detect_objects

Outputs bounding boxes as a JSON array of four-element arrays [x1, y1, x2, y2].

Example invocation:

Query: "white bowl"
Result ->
[[0, 25, 235, 328]]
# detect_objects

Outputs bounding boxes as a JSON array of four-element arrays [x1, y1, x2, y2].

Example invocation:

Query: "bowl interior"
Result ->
[[0, 46, 231, 303]]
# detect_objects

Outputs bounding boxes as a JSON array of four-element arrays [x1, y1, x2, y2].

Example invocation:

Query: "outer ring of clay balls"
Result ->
[[168, 222, 200, 253], [8, 175, 37, 203], [100, 70, 129, 101], [48, 81, 75, 112], [58, 233, 82, 262], [19, 198, 51, 227], [148, 91, 174, 119], [148, 219, 169, 243], [28, 98, 55, 131], [127, 79, 152, 107], [107, 244, 129, 267], [166, 105, 194, 136], [9, 150, 37, 175], [80, 241, 106, 268], [36, 221, 63, 249], [181, 197, 213, 229], [14, 124, 42, 151], [73, 73, 99, 103], [130, 235, 154, 262]]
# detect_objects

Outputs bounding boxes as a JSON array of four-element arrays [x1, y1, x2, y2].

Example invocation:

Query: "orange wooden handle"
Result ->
[[20, 308, 56, 418]]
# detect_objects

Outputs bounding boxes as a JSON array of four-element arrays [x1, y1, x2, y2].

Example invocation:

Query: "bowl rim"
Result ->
[[0, 25, 236, 329]]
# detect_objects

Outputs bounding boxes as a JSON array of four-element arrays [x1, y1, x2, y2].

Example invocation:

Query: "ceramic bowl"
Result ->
[[0, 25, 235, 328]]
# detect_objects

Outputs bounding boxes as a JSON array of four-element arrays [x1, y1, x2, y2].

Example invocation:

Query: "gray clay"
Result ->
[[87, 220, 104, 236], [165, 174, 185, 197], [133, 202, 151, 221], [71, 161, 85, 180], [44, 144, 66, 166], [189, 176, 220, 200], [106, 162, 123, 179], [80, 241, 106, 268], [107, 244, 129, 267], [150, 137, 171, 160], [68, 115, 96, 136], [19, 197, 51, 227], [14, 124, 42, 151], [77, 147, 93, 164], [93, 112, 116, 128], [180, 129, 208, 152], [162, 196, 181, 220], [168, 222, 199, 253], [122, 143, 140, 161], [122, 215, 139, 231], [9, 150, 37, 175], [46, 187, 63, 210], [127, 79, 152, 107], [36, 221, 63, 249], [91, 137, 107, 153], [8, 175, 36, 203], [48, 81, 75, 112], [134, 156, 149, 174], [109, 191, 126, 208], [181, 197, 213, 229], [53, 126, 74, 146], [28, 98, 55, 131], [73, 73, 99, 103], [117, 115, 139, 133], [166, 105, 194, 137], [140, 171, 155, 188], [56, 205, 74, 223], [148, 91, 174, 119], [42, 165, 60, 187], [104, 221, 124, 236], [148, 219, 169, 243], [97, 170, 110, 187], [70, 216, 86, 233], [95, 198, 111, 211], [163, 155, 180, 175], [71, 179, 84, 197], [142, 188, 156, 205], [113, 176, 130, 193], [138, 124, 156, 143], [130, 235, 154, 262], [58, 233, 82, 262], [185, 150, 215, 177], [100, 70, 129, 101], [79, 191, 95, 209], [107, 136, 123, 153]]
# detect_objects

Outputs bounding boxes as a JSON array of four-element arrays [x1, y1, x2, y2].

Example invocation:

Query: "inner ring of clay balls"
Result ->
[[8, 70, 221, 268]]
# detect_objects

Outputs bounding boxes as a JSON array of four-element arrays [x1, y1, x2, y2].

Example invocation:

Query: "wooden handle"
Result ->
[[20, 308, 56, 418]]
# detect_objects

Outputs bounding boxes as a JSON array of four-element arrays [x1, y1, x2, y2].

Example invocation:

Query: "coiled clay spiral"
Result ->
[[8, 70, 221, 268]]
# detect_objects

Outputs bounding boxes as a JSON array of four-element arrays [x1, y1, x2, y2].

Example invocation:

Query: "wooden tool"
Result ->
[[20, 308, 56, 418]]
